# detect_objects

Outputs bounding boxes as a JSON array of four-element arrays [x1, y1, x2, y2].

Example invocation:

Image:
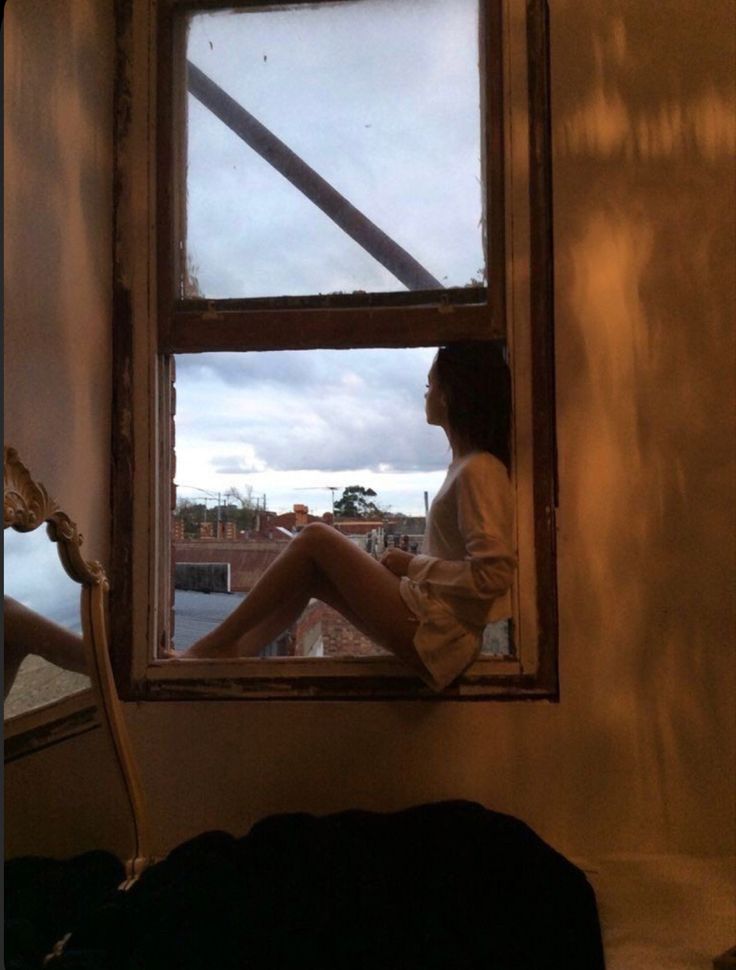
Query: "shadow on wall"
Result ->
[[544, 1, 736, 853]]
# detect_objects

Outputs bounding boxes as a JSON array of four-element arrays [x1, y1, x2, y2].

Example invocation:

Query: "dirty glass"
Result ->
[[182, 0, 484, 299]]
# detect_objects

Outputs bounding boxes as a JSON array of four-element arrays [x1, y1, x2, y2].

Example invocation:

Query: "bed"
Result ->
[[5, 450, 731, 969]]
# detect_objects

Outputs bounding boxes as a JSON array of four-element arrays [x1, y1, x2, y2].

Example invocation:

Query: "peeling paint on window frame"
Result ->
[[111, 0, 559, 702]]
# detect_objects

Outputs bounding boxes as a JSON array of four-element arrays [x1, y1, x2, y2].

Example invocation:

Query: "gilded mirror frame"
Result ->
[[4, 447, 150, 873], [4, 447, 99, 757]]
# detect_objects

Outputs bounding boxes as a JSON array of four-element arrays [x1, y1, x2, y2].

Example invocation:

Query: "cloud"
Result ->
[[174, 347, 448, 483], [210, 452, 267, 475], [176, 347, 433, 397], [242, 417, 445, 475], [175, 350, 318, 388], [4, 528, 83, 631]]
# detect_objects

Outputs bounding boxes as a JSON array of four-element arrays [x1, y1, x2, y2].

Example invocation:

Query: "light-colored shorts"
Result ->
[[399, 578, 483, 692]]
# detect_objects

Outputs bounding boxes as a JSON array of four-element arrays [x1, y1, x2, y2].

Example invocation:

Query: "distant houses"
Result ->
[[172, 502, 425, 549]]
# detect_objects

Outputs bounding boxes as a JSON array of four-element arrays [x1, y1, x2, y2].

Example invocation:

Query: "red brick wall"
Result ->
[[294, 600, 387, 658]]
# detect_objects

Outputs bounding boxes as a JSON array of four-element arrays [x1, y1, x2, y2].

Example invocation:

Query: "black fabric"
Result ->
[[4, 850, 125, 970], [9, 802, 605, 969]]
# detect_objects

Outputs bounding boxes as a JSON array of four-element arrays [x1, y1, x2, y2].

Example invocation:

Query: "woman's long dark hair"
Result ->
[[435, 340, 512, 470]]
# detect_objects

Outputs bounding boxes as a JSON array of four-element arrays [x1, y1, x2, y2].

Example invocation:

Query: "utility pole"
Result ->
[[177, 485, 222, 536]]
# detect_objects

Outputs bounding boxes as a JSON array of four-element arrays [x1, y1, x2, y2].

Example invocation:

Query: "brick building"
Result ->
[[173, 540, 282, 592], [293, 600, 387, 658]]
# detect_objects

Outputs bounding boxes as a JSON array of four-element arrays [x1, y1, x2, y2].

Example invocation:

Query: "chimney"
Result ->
[[293, 503, 309, 528]]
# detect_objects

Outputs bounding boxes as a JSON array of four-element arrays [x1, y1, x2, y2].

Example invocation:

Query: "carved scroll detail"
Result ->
[[3, 447, 108, 589], [47, 513, 109, 590], [3, 447, 58, 531]]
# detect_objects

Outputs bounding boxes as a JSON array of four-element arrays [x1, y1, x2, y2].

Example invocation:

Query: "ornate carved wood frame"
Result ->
[[4, 446, 151, 876]]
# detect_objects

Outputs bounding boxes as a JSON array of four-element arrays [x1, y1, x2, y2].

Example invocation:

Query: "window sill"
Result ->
[[120, 656, 556, 702]]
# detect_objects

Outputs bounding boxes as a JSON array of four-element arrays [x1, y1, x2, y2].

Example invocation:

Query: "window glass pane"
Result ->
[[183, 0, 484, 299], [171, 347, 449, 655]]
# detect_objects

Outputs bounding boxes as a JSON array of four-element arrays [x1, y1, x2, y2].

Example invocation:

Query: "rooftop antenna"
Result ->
[[295, 485, 340, 516]]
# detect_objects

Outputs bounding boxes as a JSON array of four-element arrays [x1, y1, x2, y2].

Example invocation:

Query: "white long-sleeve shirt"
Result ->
[[399, 451, 516, 690]]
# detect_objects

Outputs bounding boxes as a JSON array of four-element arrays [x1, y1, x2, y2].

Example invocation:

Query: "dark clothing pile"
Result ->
[[5, 800, 605, 969], [4, 850, 125, 970]]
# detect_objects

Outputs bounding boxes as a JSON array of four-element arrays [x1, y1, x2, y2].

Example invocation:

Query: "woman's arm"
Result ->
[[404, 456, 516, 600], [379, 547, 414, 577]]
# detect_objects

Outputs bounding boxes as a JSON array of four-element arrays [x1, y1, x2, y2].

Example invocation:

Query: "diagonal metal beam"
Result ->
[[187, 61, 443, 292]]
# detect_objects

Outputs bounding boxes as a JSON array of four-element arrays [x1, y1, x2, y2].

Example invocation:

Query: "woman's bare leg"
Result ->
[[222, 584, 312, 658], [181, 524, 422, 671], [4, 596, 87, 698], [220, 571, 399, 659], [4, 623, 27, 700]]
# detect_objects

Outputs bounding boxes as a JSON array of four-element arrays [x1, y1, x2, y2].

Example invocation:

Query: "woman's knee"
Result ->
[[296, 522, 339, 543], [295, 522, 338, 549]]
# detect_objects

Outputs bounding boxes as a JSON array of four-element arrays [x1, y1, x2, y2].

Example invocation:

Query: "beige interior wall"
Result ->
[[3, 0, 131, 859], [4, 0, 734, 863], [5, 728, 137, 861], [3, 0, 113, 565]]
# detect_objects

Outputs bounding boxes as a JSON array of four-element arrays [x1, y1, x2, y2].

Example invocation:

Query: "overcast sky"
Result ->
[[175, 347, 451, 515], [176, 0, 482, 517], [5, 528, 82, 630]]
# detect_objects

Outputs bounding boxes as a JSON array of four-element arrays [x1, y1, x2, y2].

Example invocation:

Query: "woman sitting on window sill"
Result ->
[[175, 341, 516, 692]]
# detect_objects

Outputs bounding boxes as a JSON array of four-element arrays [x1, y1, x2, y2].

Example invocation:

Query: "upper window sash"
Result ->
[[156, 0, 506, 353]]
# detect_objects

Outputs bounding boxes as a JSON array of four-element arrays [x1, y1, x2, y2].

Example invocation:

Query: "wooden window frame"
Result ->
[[111, 0, 558, 702]]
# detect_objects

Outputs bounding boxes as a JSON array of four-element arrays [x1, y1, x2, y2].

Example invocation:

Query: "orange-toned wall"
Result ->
[[3, 0, 134, 860], [3, 0, 113, 563], [4, 0, 735, 863]]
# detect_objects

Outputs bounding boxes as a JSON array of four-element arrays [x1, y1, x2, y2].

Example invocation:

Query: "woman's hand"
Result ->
[[380, 548, 414, 577]]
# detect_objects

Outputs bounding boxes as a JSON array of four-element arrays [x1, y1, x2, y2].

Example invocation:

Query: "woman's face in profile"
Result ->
[[424, 360, 446, 428]]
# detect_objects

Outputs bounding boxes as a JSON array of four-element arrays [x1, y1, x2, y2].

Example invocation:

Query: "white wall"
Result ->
[[4, 0, 735, 863]]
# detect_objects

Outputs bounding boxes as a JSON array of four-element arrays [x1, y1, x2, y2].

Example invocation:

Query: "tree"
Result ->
[[175, 486, 258, 537], [175, 497, 208, 537], [333, 485, 386, 519], [223, 485, 257, 532]]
